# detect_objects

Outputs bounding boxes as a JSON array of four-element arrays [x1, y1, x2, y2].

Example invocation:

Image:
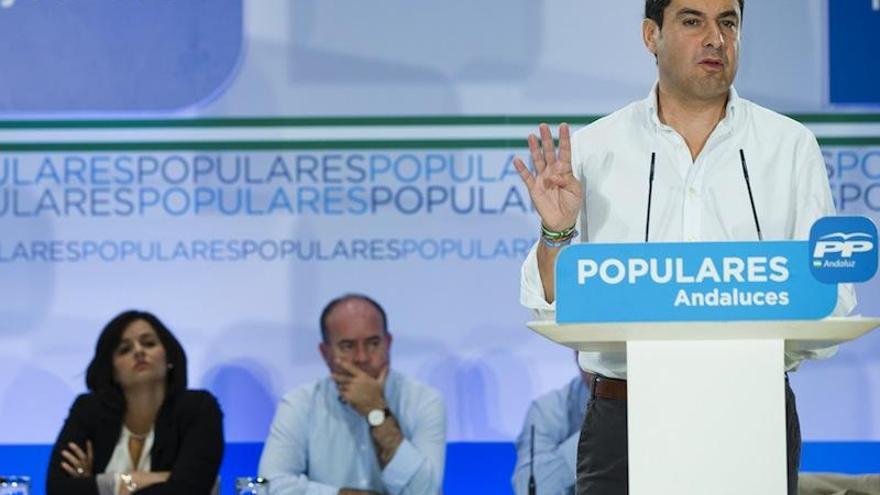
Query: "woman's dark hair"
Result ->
[[645, 0, 744, 29], [85, 310, 187, 411]]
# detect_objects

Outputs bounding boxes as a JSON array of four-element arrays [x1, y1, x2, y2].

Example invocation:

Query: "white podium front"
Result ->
[[528, 317, 880, 495]]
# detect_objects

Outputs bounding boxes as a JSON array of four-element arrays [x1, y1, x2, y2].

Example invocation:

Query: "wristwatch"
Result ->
[[367, 407, 391, 427]]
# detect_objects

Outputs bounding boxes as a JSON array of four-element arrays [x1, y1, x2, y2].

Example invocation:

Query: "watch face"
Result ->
[[367, 408, 386, 427]]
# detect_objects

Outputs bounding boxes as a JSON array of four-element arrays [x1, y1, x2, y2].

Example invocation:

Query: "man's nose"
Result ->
[[704, 22, 724, 48], [353, 344, 368, 363]]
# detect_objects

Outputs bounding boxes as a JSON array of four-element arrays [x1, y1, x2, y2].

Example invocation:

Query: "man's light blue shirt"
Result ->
[[512, 377, 590, 495], [259, 370, 446, 495]]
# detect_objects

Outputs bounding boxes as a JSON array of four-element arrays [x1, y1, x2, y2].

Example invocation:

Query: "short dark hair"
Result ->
[[645, 0, 744, 29], [319, 293, 388, 343], [86, 310, 188, 412]]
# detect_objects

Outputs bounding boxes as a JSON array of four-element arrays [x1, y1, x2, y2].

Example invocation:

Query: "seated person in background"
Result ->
[[259, 293, 446, 495], [512, 354, 591, 495], [47, 310, 224, 495]]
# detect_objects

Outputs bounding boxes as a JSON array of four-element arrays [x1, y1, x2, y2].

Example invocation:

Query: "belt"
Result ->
[[586, 372, 627, 401]]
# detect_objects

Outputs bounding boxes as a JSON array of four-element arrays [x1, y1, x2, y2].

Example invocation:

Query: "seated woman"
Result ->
[[46, 310, 224, 495]]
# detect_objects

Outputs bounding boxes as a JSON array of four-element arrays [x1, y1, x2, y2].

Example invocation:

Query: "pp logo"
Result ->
[[809, 216, 878, 283]]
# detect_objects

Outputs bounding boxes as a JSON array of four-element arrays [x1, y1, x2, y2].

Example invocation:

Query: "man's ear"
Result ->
[[319, 341, 331, 366], [642, 18, 660, 56]]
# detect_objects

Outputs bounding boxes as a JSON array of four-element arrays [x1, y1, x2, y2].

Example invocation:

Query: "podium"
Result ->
[[528, 317, 880, 495]]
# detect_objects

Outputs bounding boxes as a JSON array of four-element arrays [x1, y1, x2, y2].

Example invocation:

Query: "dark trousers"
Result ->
[[576, 377, 802, 495]]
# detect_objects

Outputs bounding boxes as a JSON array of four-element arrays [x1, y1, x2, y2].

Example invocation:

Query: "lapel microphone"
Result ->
[[645, 152, 657, 242], [739, 149, 763, 241], [528, 424, 536, 495]]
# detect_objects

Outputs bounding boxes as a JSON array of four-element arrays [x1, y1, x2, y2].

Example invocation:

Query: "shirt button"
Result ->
[[360, 444, 366, 451], [688, 187, 698, 196]]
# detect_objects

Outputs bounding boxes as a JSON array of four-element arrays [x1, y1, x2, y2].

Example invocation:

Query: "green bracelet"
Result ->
[[540, 223, 577, 240], [541, 229, 578, 248]]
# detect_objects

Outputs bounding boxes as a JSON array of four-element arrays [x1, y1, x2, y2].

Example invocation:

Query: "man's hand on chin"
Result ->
[[332, 360, 389, 416]]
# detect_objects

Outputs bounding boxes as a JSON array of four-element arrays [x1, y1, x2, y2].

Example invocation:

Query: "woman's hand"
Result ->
[[119, 471, 171, 494], [60, 440, 93, 478]]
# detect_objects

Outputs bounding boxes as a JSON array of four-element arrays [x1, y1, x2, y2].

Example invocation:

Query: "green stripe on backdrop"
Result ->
[[817, 137, 880, 146], [0, 137, 878, 152], [0, 113, 879, 129], [0, 116, 599, 129], [0, 139, 518, 152]]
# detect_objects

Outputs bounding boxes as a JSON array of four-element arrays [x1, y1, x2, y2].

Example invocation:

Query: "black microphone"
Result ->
[[645, 152, 656, 242], [528, 424, 536, 495], [739, 149, 763, 241]]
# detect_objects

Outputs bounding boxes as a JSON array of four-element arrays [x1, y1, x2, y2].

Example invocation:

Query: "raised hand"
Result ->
[[513, 123, 583, 232], [332, 360, 387, 416]]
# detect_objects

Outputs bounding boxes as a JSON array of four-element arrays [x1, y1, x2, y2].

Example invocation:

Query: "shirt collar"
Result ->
[[645, 81, 740, 131]]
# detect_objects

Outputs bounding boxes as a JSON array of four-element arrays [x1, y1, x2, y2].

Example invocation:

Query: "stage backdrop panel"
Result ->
[[0, 0, 878, 460]]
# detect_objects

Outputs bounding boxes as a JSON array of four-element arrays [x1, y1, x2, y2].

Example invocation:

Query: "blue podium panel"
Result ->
[[829, 1, 880, 105], [556, 241, 838, 323]]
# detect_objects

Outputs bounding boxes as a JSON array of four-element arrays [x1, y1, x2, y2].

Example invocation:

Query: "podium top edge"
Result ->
[[526, 316, 880, 345]]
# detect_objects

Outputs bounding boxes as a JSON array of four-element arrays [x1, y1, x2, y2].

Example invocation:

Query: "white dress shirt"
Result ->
[[97, 426, 154, 495], [258, 370, 446, 495], [521, 84, 857, 380]]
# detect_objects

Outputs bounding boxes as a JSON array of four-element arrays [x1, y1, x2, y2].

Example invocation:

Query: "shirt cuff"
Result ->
[[306, 481, 341, 495], [381, 439, 426, 494], [96, 472, 116, 495], [832, 282, 856, 317], [521, 241, 557, 320]]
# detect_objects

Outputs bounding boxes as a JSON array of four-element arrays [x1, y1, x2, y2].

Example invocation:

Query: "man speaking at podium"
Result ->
[[514, 1, 856, 494]]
